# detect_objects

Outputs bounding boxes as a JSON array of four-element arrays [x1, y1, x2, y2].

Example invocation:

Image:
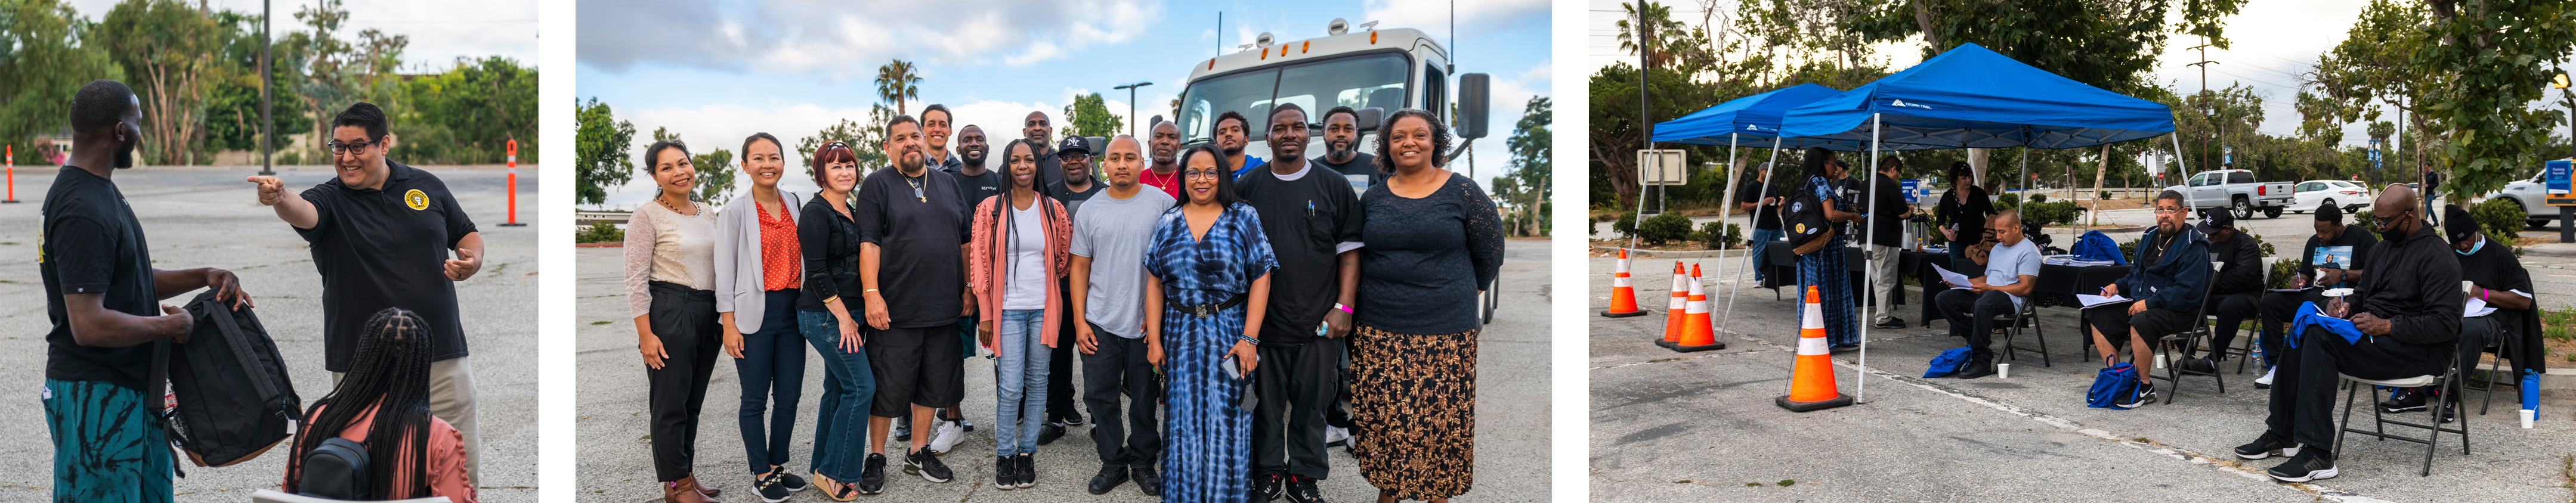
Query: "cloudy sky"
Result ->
[[1585, 0, 2574, 152], [61, 0, 538, 73], [576, 0, 1551, 210]]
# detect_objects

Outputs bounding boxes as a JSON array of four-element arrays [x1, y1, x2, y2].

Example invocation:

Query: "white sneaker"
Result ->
[[1325, 426, 1351, 447], [2254, 367, 2276, 387], [929, 420, 965, 455]]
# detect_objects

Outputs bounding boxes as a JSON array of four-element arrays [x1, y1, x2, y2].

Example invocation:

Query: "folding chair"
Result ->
[[1997, 299, 2049, 368], [2334, 356, 2469, 477], [2222, 257, 2280, 375], [2463, 333, 2525, 416], [2150, 262, 2226, 404]]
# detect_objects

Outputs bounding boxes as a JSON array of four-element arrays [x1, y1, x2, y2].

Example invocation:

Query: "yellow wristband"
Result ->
[[821, 295, 839, 305]]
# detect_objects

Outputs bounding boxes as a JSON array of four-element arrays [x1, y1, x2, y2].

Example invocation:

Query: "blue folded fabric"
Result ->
[[1924, 347, 1972, 378], [2287, 301, 2364, 349]]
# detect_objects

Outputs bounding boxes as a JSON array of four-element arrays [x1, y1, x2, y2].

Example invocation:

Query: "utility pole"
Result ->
[[1113, 82, 1152, 138], [2185, 42, 2217, 182], [259, 0, 273, 176]]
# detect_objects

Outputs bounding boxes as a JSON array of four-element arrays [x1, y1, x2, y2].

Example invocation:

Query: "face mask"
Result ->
[[2459, 238, 2485, 256], [2378, 221, 2407, 241]]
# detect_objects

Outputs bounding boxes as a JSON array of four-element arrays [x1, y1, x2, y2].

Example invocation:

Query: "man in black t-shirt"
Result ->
[[1037, 134, 1104, 443], [853, 114, 967, 489], [1233, 104, 1365, 501], [41, 79, 251, 503], [1864, 157, 1916, 328], [1315, 106, 1380, 192], [1024, 111, 1066, 197], [2255, 203, 2378, 386], [921, 120, 996, 445], [1736, 164, 1784, 282], [249, 102, 490, 483]]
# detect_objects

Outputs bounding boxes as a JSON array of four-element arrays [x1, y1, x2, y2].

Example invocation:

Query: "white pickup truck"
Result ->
[[2163, 169, 2296, 219]]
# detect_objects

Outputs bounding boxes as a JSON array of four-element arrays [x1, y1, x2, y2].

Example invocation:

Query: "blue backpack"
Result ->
[[2070, 231, 2127, 265], [2088, 362, 2140, 408], [1923, 347, 1972, 378]]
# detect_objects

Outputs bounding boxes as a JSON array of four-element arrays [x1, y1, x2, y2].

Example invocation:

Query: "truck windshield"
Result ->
[[1177, 52, 1411, 144]]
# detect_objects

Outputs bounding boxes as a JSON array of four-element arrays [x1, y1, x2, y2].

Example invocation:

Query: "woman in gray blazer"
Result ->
[[713, 132, 818, 499]]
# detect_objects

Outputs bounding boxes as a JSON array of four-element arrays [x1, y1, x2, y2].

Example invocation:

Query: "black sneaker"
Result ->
[[1087, 465, 1130, 495], [905, 448, 952, 483], [2232, 434, 2300, 460], [856, 454, 887, 495], [2379, 387, 2427, 413], [2115, 381, 2156, 408], [1131, 465, 1162, 496], [992, 457, 1015, 490], [1060, 410, 1086, 426], [752, 471, 793, 503], [2266, 449, 2337, 482], [1251, 472, 1284, 502], [1012, 453, 1035, 489], [893, 420, 913, 442], [1954, 357, 1994, 379], [1873, 318, 1907, 329], [1037, 421, 1068, 446], [2181, 356, 2218, 374], [773, 471, 810, 492], [1829, 343, 1861, 353], [1285, 476, 1328, 503]]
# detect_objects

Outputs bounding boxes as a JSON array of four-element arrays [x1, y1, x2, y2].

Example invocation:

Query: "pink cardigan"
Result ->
[[284, 403, 477, 503], [967, 194, 1072, 358]]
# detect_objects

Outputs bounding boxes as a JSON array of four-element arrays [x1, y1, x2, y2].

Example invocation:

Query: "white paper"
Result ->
[[2268, 287, 2315, 293], [2076, 294, 2132, 308], [2466, 297, 2494, 318], [1930, 265, 1975, 289]]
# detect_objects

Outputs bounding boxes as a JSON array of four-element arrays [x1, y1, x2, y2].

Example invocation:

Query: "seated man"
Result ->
[[2379, 205, 2538, 417], [2233, 185, 2460, 483], [2085, 190, 2210, 408], [1930, 211, 2039, 378], [2256, 203, 2377, 387], [2184, 209, 2262, 372]]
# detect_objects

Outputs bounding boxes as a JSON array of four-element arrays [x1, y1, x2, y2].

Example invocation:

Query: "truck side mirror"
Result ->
[[1455, 73, 1491, 139], [1356, 107, 1386, 133]]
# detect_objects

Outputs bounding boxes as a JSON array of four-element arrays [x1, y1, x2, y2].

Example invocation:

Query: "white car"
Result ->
[[2288, 179, 2370, 215], [2479, 170, 2564, 228]]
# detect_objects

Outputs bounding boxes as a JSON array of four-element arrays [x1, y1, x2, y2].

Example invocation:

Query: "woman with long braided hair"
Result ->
[[283, 308, 476, 502]]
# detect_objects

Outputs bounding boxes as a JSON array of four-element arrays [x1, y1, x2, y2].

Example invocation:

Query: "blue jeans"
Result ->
[[799, 309, 874, 481], [992, 309, 1050, 456], [736, 290, 806, 475], [1746, 227, 1782, 282]]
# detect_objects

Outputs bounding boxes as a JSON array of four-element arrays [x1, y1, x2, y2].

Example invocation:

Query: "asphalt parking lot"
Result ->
[[1587, 252, 2575, 502], [575, 239, 1554, 502], [0, 166, 543, 501]]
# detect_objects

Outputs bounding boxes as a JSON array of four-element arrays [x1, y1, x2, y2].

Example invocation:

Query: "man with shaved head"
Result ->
[[1929, 210, 2039, 378], [2235, 184, 2462, 483], [1067, 134, 1174, 495], [1139, 120, 1185, 199]]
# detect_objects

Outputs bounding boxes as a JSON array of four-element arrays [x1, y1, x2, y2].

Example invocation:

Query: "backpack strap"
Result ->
[[147, 339, 185, 478]]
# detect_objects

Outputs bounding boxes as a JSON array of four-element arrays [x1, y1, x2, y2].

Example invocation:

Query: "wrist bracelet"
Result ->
[[821, 295, 839, 305], [1236, 335, 1260, 345], [1334, 303, 1354, 314], [863, 288, 881, 294]]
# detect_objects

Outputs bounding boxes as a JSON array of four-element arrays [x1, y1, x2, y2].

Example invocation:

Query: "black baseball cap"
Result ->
[[2195, 208, 2233, 235], [1057, 135, 1091, 156]]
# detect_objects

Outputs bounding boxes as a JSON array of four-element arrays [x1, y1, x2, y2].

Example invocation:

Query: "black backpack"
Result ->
[[165, 289, 303, 467], [299, 437, 372, 499], [1783, 177, 1837, 253]]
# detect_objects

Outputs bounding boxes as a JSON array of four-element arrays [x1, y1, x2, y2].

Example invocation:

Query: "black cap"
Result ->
[[2315, 202, 2343, 223], [2444, 204, 2481, 244], [2196, 208, 2234, 235], [1057, 135, 1091, 156]]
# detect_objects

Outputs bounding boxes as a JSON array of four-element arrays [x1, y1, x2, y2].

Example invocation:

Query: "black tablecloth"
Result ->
[[1758, 243, 1897, 306]]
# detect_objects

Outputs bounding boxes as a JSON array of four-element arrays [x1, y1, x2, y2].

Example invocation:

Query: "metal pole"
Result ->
[[1857, 113, 1879, 404], [2173, 133, 2192, 212], [259, 0, 273, 176], [1712, 132, 1740, 284]]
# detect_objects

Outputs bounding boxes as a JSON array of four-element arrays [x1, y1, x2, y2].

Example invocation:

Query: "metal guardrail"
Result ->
[[575, 210, 630, 226]]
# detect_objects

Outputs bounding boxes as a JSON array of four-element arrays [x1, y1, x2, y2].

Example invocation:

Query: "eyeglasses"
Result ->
[[1185, 170, 1224, 180], [2153, 207, 2184, 215], [326, 140, 378, 154]]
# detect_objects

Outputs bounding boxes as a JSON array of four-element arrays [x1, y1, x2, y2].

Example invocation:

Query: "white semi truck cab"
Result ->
[[1176, 18, 1492, 193]]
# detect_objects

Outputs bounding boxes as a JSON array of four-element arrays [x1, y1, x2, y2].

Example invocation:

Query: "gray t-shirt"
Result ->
[[1984, 237, 2044, 307], [1070, 185, 1178, 338]]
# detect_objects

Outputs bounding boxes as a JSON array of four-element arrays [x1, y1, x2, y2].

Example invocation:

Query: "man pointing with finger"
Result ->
[[246, 102, 488, 485]]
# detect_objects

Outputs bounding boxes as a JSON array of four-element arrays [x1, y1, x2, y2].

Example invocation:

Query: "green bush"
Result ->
[[1638, 213, 1694, 246], [2099, 190, 2113, 200], [2266, 259, 2300, 289], [1696, 222, 1743, 250], [2472, 198, 2526, 241], [2020, 201, 2088, 227], [577, 221, 624, 243], [1613, 212, 1639, 238], [2349, 209, 2378, 230], [1995, 192, 2022, 211], [2030, 193, 2049, 204]]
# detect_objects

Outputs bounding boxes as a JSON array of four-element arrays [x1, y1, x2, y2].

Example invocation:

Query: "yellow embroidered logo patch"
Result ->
[[405, 189, 429, 210]]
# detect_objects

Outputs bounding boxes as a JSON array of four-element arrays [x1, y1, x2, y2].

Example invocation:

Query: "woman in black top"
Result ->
[[794, 142, 875, 499], [1932, 162, 1994, 272], [1350, 109, 1504, 503]]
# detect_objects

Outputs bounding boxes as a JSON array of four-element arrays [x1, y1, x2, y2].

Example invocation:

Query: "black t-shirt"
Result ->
[[297, 162, 478, 371], [2299, 225, 2379, 283], [2457, 237, 2531, 309], [1049, 176, 1104, 219], [946, 163, 1006, 209], [855, 166, 971, 328], [1866, 173, 1909, 245], [1316, 152, 1379, 192], [1235, 161, 1366, 345], [1935, 185, 1994, 246], [1737, 177, 1783, 230], [41, 166, 161, 390]]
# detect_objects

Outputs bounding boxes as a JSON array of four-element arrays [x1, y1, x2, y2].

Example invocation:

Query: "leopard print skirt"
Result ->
[[1348, 325, 1477, 500]]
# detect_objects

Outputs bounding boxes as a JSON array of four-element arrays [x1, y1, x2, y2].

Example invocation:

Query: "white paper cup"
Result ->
[[1997, 364, 2011, 379], [2522, 409, 2537, 429], [2155, 354, 2167, 370]]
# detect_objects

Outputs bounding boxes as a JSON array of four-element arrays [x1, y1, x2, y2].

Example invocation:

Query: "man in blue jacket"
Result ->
[[2085, 190, 2211, 408]]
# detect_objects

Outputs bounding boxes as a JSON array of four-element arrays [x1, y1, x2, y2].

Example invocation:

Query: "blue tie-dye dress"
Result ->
[[1143, 202, 1277, 503]]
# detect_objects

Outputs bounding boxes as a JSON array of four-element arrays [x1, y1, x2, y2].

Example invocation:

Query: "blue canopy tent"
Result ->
[[1772, 42, 2185, 403]]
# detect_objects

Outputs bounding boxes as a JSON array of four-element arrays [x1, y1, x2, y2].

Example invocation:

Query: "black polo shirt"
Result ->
[[41, 166, 161, 391], [855, 166, 971, 328], [1235, 160, 1365, 346], [297, 161, 477, 371]]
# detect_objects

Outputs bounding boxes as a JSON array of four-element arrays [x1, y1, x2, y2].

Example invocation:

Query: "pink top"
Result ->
[[967, 194, 1071, 358], [284, 403, 478, 503]]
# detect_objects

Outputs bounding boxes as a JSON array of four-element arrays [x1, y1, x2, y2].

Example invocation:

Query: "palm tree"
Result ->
[[1614, 1, 1692, 69], [875, 60, 921, 116]]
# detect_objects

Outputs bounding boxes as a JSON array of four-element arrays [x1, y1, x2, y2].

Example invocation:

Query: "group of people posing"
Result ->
[[624, 103, 1503, 503], [42, 80, 486, 502], [1746, 147, 2544, 483]]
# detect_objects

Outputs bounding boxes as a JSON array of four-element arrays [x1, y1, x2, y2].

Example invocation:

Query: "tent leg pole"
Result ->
[[1858, 113, 1881, 405]]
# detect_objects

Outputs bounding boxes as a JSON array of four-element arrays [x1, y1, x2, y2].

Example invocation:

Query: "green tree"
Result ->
[[874, 59, 920, 116], [574, 97, 636, 206], [392, 56, 539, 164], [795, 104, 895, 175], [1060, 92, 1124, 141], [2413, 0, 2575, 199], [0, 0, 122, 166], [1499, 96, 1551, 237], [95, 0, 228, 164]]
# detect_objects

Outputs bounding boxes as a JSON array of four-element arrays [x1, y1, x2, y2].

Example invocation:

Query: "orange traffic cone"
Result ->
[[1777, 286, 1854, 411], [1602, 249, 1647, 318], [1669, 277, 1725, 352], [1657, 262, 1687, 347]]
